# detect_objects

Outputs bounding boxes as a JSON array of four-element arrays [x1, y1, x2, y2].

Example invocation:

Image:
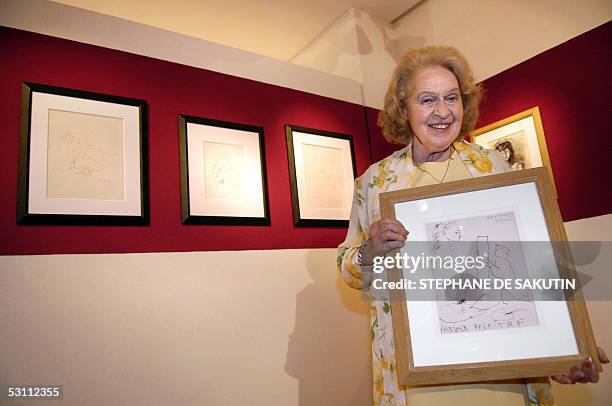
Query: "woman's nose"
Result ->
[[433, 100, 451, 117]]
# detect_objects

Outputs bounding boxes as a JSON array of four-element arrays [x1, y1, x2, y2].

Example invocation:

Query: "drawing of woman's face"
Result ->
[[495, 141, 514, 163], [500, 147, 510, 161], [444, 222, 462, 241]]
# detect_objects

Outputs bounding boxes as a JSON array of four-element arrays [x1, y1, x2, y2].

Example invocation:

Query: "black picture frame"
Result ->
[[17, 82, 149, 225], [178, 115, 270, 226], [285, 124, 357, 227]]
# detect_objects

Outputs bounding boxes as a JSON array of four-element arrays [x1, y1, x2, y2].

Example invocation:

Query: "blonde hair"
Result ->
[[378, 46, 482, 144]]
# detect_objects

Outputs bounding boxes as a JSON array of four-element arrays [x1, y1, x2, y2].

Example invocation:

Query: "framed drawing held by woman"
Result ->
[[379, 168, 600, 386]]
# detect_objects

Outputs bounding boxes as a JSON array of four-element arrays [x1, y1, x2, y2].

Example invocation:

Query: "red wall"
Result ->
[[0, 27, 370, 255], [478, 21, 611, 222], [365, 106, 400, 165], [1, 22, 609, 255]]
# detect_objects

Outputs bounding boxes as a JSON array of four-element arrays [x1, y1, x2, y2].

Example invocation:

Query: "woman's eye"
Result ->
[[446, 95, 458, 103], [421, 97, 435, 104]]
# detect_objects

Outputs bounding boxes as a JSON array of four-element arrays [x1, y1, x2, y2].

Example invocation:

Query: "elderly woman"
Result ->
[[337, 46, 608, 406]]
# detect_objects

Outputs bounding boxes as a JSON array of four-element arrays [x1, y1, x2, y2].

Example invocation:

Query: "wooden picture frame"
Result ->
[[17, 82, 148, 225], [379, 168, 600, 385], [285, 125, 356, 227], [178, 115, 270, 225], [469, 106, 557, 197]]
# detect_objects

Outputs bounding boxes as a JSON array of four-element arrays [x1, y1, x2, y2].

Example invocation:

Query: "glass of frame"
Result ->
[[379, 168, 600, 386], [285, 125, 356, 227], [469, 106, 557, 197], [17, 82, 148, 225], [178, 115, 270, 225]]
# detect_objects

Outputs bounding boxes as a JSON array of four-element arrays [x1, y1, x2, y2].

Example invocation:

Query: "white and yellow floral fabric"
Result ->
[[337, 140, 555, 406]]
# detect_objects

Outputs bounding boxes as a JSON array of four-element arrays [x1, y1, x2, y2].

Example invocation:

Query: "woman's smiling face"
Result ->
[[406, 66, 464, 154]]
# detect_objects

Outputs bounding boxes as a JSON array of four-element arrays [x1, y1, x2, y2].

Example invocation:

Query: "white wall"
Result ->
[[291, 8, 401, 108], [3, 0, 609, 110], [0, 0, 363, 105], [1, 215, 610, 405], [554, 214, 612, 406], [291, 10, 364, 82], [0, 249, 371, 406], [392, 0, 612, 83], [292, 0, 612, 108]]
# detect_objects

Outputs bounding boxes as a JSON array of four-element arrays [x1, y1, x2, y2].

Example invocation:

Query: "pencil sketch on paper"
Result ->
[[46, 109, 125, 200], [425, 211, 539, 335], [302, 143, 347, 209], [203, 141, 245, 200]]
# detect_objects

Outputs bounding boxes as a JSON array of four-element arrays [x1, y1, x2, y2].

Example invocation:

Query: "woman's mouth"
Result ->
[[428, 122, 452, 129]]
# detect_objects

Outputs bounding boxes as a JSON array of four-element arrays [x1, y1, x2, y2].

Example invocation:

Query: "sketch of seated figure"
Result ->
[[487, 243, 533, 303], [212, 151, 241, 187], [431, 221, 483, 282], [430, 221, 496, 324], [51, 131, 118, 176], [428, 215, 540, 334]]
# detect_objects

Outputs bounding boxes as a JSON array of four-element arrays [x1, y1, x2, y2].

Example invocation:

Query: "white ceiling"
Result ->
[[50, 0, 421, 61]]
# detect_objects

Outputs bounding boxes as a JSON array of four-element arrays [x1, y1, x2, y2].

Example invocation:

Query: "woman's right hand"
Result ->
[[360, 217, 409, 265]]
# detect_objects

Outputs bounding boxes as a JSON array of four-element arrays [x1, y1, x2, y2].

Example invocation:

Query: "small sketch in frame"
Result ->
[[285, 125, 356, 227], [17, 82, 148, 225], [178, 115, 270, 225], [470, 106, 557, 197]]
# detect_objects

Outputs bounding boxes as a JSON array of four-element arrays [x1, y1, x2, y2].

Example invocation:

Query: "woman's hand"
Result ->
[[552, 347, 609, 384], [360, 217, 408, 265]]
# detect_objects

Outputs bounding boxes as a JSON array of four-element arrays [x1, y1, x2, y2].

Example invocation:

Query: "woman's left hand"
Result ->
[[552, 346, 609, 384]]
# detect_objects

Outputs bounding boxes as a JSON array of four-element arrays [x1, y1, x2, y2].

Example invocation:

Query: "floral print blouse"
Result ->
[[337, 140, 555, 406]]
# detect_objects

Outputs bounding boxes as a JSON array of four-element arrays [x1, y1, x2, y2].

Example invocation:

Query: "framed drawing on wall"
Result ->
[[17, 82, 148, 225], [178, 115, 270, 225], [285, 125, 356, 227], [469, 106, 557, 197], [379, 168, 600, 386]]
